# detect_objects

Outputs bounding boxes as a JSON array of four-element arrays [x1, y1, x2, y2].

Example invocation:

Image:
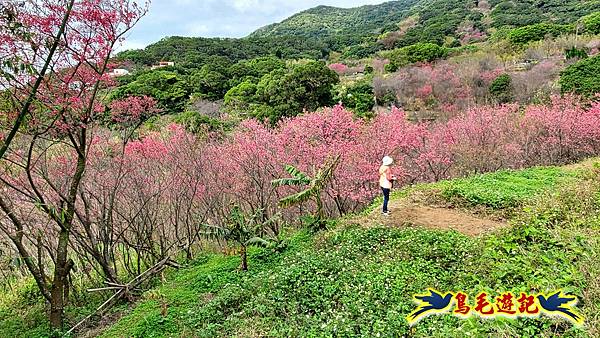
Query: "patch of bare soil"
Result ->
[[76, 310, 127, 338], [357, 199, 508, 237]]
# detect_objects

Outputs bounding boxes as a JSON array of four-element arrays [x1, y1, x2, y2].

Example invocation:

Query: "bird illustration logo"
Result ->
[[537, 291, 584, 325], [407, 289, 454, 325], [407, 289, 585, 326]]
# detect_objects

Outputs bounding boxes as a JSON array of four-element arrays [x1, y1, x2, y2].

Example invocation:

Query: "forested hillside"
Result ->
[[119, 0, 600, 66], [117, 36, 330, 67], [110, 0, 600, 128], [249, 1, 419, 38]]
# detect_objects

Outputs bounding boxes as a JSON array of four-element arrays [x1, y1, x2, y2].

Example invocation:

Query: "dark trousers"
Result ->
[[381, 187, 390, 213]]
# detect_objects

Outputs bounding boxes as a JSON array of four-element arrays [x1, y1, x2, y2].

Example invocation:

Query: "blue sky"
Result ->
[[121, 0, 389, 50]]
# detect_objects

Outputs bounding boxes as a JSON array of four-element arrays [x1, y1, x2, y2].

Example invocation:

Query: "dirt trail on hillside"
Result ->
[[356, 199, 508, 236]]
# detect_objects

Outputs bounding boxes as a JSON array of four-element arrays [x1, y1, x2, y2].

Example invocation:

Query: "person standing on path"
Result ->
[[379, 156, 396, 215]]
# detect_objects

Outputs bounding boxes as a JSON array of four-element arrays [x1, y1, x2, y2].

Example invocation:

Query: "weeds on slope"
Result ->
[[99, 163, 600, 337]]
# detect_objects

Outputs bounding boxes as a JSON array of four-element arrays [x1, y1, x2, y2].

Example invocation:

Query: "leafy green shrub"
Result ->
[[559, 55, 600, 96], [564, 46, 588, 60], [489, 73, 513, 103], [448, 44, 480, 56], [385, 42, 448, 71], [384, 62, 399, 73], [376, 91, 397, 106], [110, 70, 191, 114], [582, 12, 600, 34], [507, 23, 572, 45], [488, 26, 513, 42], [223, 80, 258, 115], [403, 42, 448, 63], [335, 81, 375, 118], [173, 111, 234, 133], [225, 61, 339, 124]]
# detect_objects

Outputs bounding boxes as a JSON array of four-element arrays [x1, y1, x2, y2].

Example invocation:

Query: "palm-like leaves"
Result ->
[[202, 206, 275, 244], [272, 155, 341, 220], [272, 165, 311, 188], [277, 188, 315, 208], [200, 205, 278, 270]]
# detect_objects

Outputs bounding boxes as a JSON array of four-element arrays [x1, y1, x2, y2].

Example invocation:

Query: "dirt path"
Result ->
[[355, 198, 508, 237]]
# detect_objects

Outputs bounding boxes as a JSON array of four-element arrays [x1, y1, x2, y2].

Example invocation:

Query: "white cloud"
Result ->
[[186, 22, 211, 36], [116, 39, 148, 52], [232, 0, 259, 12]]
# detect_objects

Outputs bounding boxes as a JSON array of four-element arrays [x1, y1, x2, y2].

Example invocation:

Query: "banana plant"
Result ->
[[201, 205, 278, 271], [272, 155, 341, 228]]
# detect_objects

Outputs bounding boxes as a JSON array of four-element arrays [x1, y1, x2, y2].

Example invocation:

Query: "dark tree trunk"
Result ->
[[49, 229, 71, 329], [240, 246, 248, 271], [48, 129, 86, 329]]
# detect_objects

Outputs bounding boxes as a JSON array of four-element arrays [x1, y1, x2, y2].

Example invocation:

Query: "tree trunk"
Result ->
[[316, 196, 324, 221], [48, 128, 86, 328], [49, 228, 71, 329], [240, 246, 248, 271]]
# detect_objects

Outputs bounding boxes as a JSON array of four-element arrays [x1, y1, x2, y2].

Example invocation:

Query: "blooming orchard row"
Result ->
[[114, 95, 600, 227]]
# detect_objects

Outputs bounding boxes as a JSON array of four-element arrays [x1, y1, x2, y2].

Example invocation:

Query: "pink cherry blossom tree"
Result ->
[[328, 63, 349, 75], [0, 0, 148, 328]]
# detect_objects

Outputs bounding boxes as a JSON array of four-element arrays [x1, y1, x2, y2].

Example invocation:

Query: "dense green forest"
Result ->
[[249, 0, 419, 38], [119, 0, 600, 66], [116, 36, 329, 67]]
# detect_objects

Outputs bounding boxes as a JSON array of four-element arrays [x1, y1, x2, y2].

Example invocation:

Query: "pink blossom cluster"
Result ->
[[109, 95, 161, 125], [374, 58, 565, 115], [1, 0, 148, 137], [378, 62, 473, 112], [460, 29, 487, 45], [328, 63, 349, 74], [19, 96, 596, 234]]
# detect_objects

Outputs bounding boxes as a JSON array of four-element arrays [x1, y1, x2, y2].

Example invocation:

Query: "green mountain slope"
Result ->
[[249, 0, 599, 46], [120, 1, 599, 66], [249, 1, 419, 38]]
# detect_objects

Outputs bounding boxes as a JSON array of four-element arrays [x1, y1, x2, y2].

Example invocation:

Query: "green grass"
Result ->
[[0, 277, 120, 338], [0, 280, 50, 337], [101, 226, 485, 337], [2, 162, 599, 337], [98, 164, 600, 337], [437, 166, 579, 209]]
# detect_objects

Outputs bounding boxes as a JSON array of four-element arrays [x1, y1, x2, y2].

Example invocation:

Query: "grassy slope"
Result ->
[[248, 0, 598, 42], [438, 167, 579, 209], [98, 163, 600, 337], [0, 280, 50, 337], [248, 1, 418, 38]]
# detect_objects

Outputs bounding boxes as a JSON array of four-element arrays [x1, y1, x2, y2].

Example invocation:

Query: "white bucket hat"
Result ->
[[382, 156, 393, 166]]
